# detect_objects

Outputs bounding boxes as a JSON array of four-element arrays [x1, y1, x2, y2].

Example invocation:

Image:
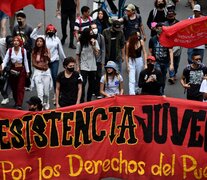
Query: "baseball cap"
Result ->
[[193, 4, 201, 12], [27, 96, 42, 105], [112, 20, 122, 31], [147, 56, 156, 61], [125, 4, 136, 11]]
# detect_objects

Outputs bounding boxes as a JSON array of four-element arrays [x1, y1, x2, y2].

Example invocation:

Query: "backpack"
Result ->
[[77, 16, 92, 32], [152, 8, 168, 21], [4, 47, 25, 73]]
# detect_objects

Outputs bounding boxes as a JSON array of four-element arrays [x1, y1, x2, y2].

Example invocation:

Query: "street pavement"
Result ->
[[0, 0, 206, 110]]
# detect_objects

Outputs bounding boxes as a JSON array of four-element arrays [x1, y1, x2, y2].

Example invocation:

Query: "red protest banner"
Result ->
[[159, 16, 207, 48], [0, 95, 207, 179], [0, 0, 45, 16]]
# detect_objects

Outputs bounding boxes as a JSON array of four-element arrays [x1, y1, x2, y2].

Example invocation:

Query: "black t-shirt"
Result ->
[[123, 14, 142, 40], [61, 0, 76, 11], [183, 64, 207, 98], [109, 31, 117, 61], [139, 68, 162, 95], [149, 36, 170, 63], [56, 71, 82, 107]]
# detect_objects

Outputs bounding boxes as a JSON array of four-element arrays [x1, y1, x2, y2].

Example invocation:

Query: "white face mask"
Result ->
[[92, 28, 98, 35]]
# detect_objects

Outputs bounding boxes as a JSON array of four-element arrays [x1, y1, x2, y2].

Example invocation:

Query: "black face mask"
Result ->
[[47, 32, 55, 37], [147, 63, 154, 71], [67, 67, 74, 72], [17, 21, 23, 27], [158, 4, 165, 8]]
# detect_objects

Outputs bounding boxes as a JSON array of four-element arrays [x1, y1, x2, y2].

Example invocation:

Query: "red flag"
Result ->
[[0, 0, 45, 16], [159, 16, 207, 48]]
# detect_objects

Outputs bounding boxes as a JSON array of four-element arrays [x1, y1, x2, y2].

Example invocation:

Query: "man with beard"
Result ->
[[138, 56, 162, 95], [12, 12, 33, 90]]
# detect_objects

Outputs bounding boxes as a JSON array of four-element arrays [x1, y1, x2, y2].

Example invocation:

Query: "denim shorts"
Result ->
[[0, 11, 8, 21]]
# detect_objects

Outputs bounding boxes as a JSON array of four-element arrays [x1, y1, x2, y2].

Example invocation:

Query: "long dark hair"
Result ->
[[97, 9, 110, 25], [79, 28, 91, 48], [32, 37, 48, 58], [154, 0, 167, 8], [128, 32, 141, 59]]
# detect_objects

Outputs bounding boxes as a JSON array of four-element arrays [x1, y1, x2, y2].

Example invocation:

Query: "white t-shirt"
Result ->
[[100, 74, 123, 96], [76, 41, 99, 71]]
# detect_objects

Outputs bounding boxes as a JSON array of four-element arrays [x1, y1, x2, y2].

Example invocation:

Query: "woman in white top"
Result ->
[[30, 23, 66, 104], [100, 61, 124, 97], [2, 36, 30, 110]]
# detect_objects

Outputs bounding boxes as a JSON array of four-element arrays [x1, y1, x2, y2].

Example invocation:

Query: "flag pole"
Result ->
[[44, 0, 46, 42]]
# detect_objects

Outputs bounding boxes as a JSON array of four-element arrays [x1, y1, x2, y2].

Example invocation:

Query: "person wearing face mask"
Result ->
[[13, 12, 33, 90], [148, 22, 174, 95], [181, 53, 207, 101], [147, 0, 168, 37], [138, 56, 162, 95], [30, 23, 66, 105], [102, 20, 125, 73], [90, 23, 105, 99], [56, 57, 82, 108], [126, 31, 147, 95], [187, 4, 205, 64], [76, 28, 99, 102], [164, 9, 181, 85]]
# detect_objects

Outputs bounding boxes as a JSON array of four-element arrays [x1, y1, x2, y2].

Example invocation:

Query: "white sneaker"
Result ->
[[44, 102, 50, 110], [1, 98, 9, 105]]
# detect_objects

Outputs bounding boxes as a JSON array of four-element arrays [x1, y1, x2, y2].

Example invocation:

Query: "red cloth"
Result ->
[[159, 16, 207, 48], [0, 0, 45, 16]]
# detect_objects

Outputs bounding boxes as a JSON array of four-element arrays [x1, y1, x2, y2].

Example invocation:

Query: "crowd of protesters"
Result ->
[[0, 0, 207, 111]]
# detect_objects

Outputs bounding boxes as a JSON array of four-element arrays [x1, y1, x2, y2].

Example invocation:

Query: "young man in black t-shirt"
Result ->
[[181, 53, 207, 101], [56, 57, 82, 107]]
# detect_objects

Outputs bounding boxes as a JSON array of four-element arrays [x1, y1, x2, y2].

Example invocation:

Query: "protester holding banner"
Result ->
[[56, 57, 82, 108], [13, 12, 33, 90], [30, 23, 66, 105], [148, 22, 174, 95], [139, 55, 162, 95], [164, 9, 181, 85], [147, 0, 168, 37], [76, 28, 99, 102], [100, 61, 124, 97], [125, 31, 147, 95], [180, 53, 207, 101], [1, 36, 30, 110], [31, 37, 52, 110], [187, 4, 205, 64]]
